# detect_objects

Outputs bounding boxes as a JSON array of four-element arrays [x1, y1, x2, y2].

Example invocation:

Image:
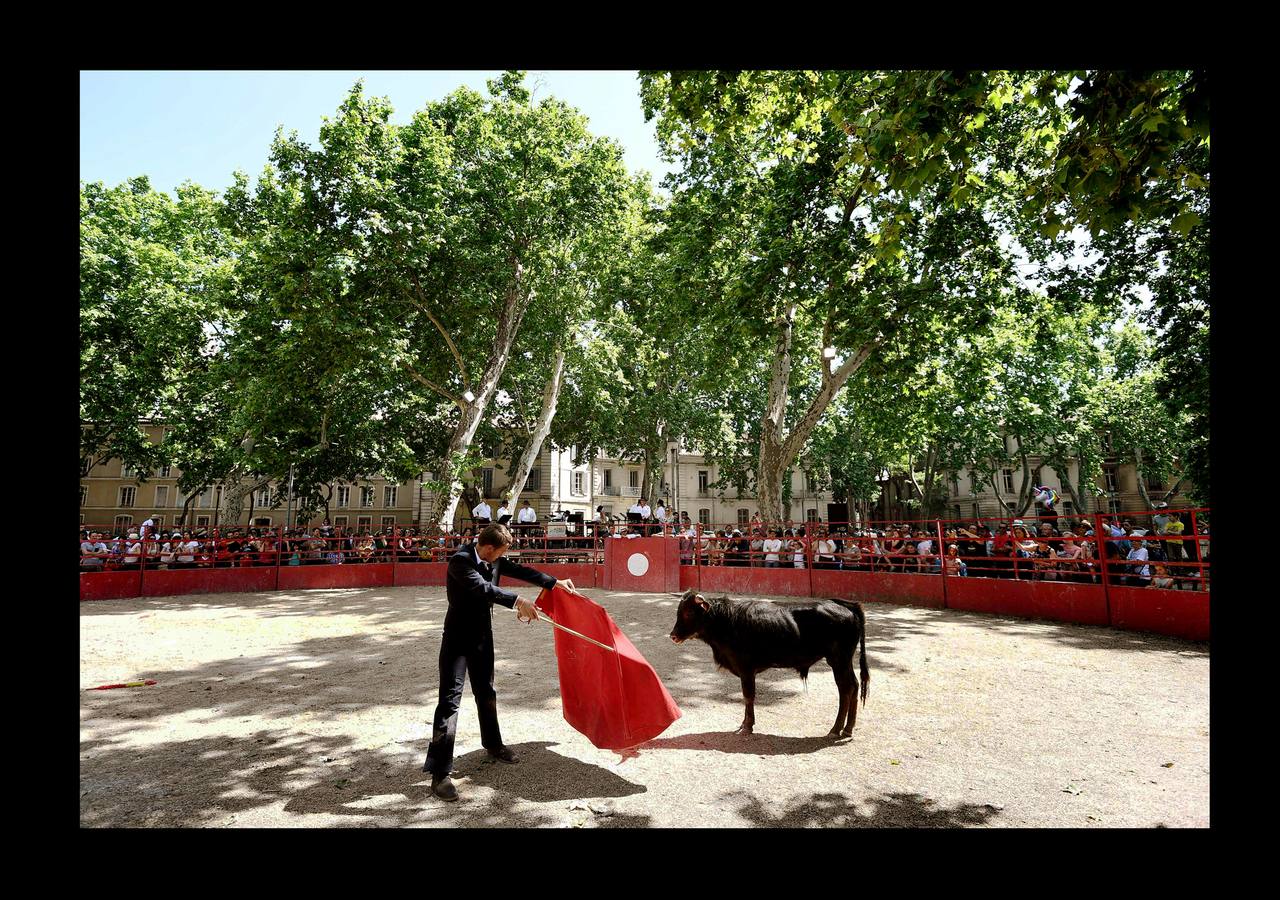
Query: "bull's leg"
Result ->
[[828, 658, 853, 737], [735, 672, 756, 735], [840, 649, 860, 737]]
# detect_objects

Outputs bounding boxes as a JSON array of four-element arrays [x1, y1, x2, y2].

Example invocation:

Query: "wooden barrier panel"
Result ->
[[1107, 585, 1210, 642], [811, 569, 946, 608], [604, 538, 679, 593], [945, 577, 1110, 626], [693, 565, 813, 598], [80, 570, 143, 601], [393, 562, 449, 587], [276, 563, 394, 591], [530, 563, 598, 587], [142, 567, 277, 598]]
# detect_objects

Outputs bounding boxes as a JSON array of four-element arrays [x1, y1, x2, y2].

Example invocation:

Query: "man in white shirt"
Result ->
[[517, 501, 538, 525], [762, 530, 783, 568], [177, 535, 199, 568], [472, 498, 493, 525], [638, 498, 653, 535], [122, 533, 142, 569], [654, 501, 667, 522], [495, 500, 512, 524], [1126, 535, 1151, 586], [140, 516, 155, 540]]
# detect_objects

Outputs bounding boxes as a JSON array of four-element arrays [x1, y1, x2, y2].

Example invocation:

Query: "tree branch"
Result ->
[[407, 272, 472, 392], [402, 360, 464, 409]]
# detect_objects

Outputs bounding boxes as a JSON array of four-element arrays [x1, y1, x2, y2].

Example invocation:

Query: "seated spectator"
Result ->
[[914, 531, 938, 574], [944, 543, 966, 577], [1151, 563, 1176, 590]]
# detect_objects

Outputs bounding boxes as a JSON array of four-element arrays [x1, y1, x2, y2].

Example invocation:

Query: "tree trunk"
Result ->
[[756, 301, 882, 526], [642, 423, 668, 508], [506, 348, 565, 512], [430, 256, 530, 532]]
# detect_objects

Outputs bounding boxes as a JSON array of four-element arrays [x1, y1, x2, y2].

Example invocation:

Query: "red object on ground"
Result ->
[[536, 584, 681, 750], [88, 680, 157, 690]]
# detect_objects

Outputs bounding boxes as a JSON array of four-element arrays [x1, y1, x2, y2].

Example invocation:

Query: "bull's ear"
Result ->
[[693, 593, 709, 609]]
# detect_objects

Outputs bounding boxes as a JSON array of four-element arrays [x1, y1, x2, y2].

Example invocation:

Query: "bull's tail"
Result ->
[[831, 598, 870, 705]]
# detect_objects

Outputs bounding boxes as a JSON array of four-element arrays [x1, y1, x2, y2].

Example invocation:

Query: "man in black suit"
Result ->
[[423, 523, 576, 802]]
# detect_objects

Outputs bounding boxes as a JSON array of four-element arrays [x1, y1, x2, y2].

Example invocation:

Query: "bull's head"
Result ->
[[670, 589, 710, 643]]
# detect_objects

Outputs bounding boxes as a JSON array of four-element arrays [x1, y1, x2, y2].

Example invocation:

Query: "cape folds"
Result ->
[[536, 584, 681, 750]]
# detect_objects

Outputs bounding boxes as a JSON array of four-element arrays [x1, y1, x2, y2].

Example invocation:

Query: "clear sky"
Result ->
[[80, 70, 673, 195]]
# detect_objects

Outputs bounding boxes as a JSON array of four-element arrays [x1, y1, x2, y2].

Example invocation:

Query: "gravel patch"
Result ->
[[80, 586, 1209, 828]]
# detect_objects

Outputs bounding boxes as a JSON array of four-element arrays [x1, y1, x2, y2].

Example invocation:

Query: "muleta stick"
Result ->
[[87, 680, 158, 690]]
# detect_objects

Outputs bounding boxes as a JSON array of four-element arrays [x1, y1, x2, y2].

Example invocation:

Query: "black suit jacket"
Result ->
[[443, 545, 557, 644]]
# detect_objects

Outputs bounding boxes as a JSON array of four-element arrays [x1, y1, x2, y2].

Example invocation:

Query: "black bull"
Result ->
[[669, 590, 870, 737]]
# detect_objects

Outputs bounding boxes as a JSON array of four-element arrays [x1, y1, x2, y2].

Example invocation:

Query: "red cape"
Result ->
[[536, 584, 681, 750]]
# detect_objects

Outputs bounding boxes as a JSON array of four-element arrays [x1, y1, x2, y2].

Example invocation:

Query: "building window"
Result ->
[[737, 509, 750, 526], [526, 468, 541, 491], [121, 463, 138, 479], [361, 486, 375, 508], [154, 485, 169, 508], [629, 469, 639, 488], [82, 457, 93, 477], [482, 468, 494, 497], [196, 515, 210, 527], [806, 509, 818, 523], [1001, 469, 1015, 494], [1146, 475, 1165, 492], [384, 485, 397, 508], [1061, 501, 1074, 517], [572, 472, 584, 495], [119, 486, 136, 507], [334, 516, 348, 527], [257, 488, 271, 508], [151, 516, 164, 529], [807, 475, 820, 493], [357, 515, 372, 529], [80, 485, 88, 507], [381, 516, 396, 528], [1104, 466, 1119, 492], [114, 514, 133, 529], [157, 465, 172, 478], [604, 469, 612, 488], [698, 470, 709, 494], [699, 508, 710, 526], [1108, 498, 1122, 515], [252, 517, 271, 527], [337, 485, 350, 508]]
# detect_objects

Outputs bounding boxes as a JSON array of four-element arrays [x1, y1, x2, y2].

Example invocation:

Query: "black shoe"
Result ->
[[487, 746, 520, 764], [431, 775, 458, 802]]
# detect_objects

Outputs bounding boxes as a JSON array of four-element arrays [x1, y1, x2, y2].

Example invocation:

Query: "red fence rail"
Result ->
[[79, 510, 1210, 641]]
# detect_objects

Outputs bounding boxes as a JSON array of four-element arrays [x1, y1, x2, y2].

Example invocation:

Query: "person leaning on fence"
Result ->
[[422, 523, 576, 803]]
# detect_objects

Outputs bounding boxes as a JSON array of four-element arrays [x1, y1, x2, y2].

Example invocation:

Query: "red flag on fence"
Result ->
[[535, 584, 681, 750]]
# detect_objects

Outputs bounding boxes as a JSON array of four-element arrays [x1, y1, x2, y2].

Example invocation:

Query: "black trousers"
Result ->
[[423, 630, 502, 776]]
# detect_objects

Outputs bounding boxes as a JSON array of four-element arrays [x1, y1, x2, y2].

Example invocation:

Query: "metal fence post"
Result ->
[[1095, 513, 1111, 624], [936, 519, 949, 608], [274, 525, 282, 590]]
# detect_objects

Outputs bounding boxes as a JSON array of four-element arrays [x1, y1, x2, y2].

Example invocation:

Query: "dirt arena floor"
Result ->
[[80, 585, 1210, 828]]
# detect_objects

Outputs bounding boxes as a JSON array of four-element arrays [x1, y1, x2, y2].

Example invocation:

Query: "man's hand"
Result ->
[[558, 578, 576, 593], [515, 598, 539, 624]]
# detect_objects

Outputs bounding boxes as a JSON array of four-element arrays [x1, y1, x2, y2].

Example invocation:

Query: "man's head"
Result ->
[[523, 500, 531, 507], [475, 524, 514, 563]]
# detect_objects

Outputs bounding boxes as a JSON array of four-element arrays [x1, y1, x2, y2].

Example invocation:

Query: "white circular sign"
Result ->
[[626, 552, 650, 577]]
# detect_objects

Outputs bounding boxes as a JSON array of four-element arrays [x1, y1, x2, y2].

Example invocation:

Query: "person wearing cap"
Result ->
[[422, 523, 575, 802]]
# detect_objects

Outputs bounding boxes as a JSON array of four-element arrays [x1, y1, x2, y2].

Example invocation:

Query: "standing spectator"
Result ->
[[815, 530, 837, 569], [176, 532, 198, 569], [472, 497, 493, 526], [789, 533, 806, 568], [80, 532, 108, 569], [944, 544, 966, 577], [1126, 534, 1151, 587], [749, 529, 764, 567], [495, 499, 511, 525], [762, 529, 783, 568]]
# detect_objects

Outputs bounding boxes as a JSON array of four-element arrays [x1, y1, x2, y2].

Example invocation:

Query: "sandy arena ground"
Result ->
[[80, 585, 1209, 828]]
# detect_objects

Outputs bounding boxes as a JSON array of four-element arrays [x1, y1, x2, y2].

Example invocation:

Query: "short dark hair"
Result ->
[[477, 524, 514, 548]]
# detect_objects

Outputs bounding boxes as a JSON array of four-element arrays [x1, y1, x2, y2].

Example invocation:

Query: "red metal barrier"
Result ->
[[78, 511, 1210, 642]]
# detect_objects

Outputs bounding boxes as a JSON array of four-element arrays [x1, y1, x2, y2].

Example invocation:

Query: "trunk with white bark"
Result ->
[[505, 349, 566, 512], [430, 257, 530, 533]]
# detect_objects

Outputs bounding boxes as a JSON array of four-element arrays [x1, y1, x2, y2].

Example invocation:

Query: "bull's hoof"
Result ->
[[734, 724, 754, 736], [840, 727, 854, 738], [827, 728, 843, 738]]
